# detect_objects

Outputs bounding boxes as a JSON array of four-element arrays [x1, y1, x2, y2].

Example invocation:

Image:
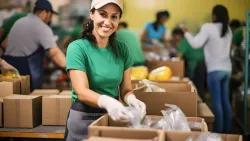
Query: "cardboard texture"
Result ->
[[89, 114, 208, 135], [42, 95, 72, 125], [30, 89, 60, 96], [59, 90, 72, 95], [0, 75, 30, 95], [0, 80, 21, 97], [3, 95, 42, 128], [146, 60, 184, 77], [134, 92, 197, 117], [0, 98, 3, 127], [197, 102, 214, 131], [164, 131, 242, 141], [133, 83, 196, 93], [88, 128, 164, 141]]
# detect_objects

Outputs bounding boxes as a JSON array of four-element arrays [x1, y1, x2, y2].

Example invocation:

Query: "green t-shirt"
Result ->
[[177, 38, 204, 73], [66, 39, 133, 103], [1, 12, 28, 39], [232, 27, 244, 47], [70, 24, 82, 41], [116, 29, 145, 66]]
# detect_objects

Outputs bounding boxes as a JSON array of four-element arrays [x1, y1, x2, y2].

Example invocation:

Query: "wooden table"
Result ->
[[0, 125, 65, 139]]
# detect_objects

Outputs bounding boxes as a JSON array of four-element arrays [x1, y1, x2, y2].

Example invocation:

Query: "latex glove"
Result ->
[[98, 95, 130, 122], [0, 59, 20, 77], [125, 94, 146, 120]]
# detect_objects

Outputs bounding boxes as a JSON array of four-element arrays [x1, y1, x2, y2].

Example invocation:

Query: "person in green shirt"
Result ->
[[173, 27, 206, 102], [174, 28, 204, 76], [232, 26, 245, 48], [116, 22, 145, 66], [64, 0, 146, 140]]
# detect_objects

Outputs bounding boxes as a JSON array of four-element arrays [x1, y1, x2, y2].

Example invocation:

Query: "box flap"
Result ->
[[32, 89, 60, 94], [89, 127, 164, 141], [4, 94, 40, 99], [59, 90, 72, 95], [134, 92, 197, 117]]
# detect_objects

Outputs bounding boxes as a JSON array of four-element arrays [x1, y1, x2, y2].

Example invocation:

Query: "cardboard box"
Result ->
[[0, 80, 21, 97], [164, 131, 242, 141], [89, 114, 207, 136], [134, 92, 197, 117], [59, 90, 72, 95], [146, 60, 184, 77], [0, 75, 30, 95], [0, 98, 3, 127], [197, 103, 214, 131], [4, 95, 42, 128], [88, 128, 164, 141], [30, 89, 60, 96], [42, 95, 72, 125]]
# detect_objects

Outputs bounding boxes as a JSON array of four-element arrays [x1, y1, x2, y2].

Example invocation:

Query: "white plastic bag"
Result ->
[[139, 79, 166, 92]]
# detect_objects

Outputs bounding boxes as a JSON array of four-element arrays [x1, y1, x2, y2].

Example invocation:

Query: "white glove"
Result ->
[[125, 94, 146, 120], [98, 95, 129, 122], [0, 59, 20, 77]]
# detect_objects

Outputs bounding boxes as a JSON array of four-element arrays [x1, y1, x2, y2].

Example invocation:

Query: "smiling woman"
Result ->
[[64, 0, 146, 141]]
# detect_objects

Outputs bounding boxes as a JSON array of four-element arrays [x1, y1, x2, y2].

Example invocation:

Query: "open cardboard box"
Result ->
[[89, 114, 208, 137], [0, 75, 30, 95], [133, 92, 197, 117], [164, 131, 242, 141], [88, 128, 164, 141]]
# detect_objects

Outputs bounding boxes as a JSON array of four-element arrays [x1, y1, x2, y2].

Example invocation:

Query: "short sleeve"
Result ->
[[37, 25, 57, 50], [66, 41, 86, 72], [177, 39, 187, 55], [121, 42, 133, 71], [232, 28, 243, 46]]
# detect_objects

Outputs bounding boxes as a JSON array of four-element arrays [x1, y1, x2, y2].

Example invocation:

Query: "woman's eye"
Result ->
[[100, 13, 106, 17], [112, 16, 118, 19]]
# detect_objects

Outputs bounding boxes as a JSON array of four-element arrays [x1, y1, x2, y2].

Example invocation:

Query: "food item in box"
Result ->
[[127, 104, 191, 131], [131, 66, 148, 80], [139, 79, 165, 92], [186, 133, 223, 141], [148, 66, 172, 81]]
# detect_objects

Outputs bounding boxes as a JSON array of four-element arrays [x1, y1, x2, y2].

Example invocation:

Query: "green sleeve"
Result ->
[[232, 28, 243, 46], [1, 13, 27, 35], [177, 39, 188, 55], [121, 42, 133, 71], [66, 41, 87, 72]]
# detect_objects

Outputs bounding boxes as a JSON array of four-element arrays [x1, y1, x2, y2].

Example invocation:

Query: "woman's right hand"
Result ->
[[98, 95, 130, 122]]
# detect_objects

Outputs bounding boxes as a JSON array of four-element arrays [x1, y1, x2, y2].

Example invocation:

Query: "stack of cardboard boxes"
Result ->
[[0, 75, 72, 128]]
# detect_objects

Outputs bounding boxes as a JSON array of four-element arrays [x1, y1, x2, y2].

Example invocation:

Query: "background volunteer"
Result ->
[[116, 22, 146, 66], [172, 27, 206, 102], [141, 10, 170, 46], [65, 0, 146, 140], [1, 0, 66, 91], [182, 5, 232, 133]]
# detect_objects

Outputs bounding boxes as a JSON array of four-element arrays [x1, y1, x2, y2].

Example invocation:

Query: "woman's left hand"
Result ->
[[125, 94, 146, 120]]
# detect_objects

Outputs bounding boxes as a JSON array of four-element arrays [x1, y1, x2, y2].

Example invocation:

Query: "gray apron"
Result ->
[[64, 99, 106, 141]]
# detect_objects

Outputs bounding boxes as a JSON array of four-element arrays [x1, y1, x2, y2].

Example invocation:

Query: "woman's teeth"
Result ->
[[102, 27, 111, 31]]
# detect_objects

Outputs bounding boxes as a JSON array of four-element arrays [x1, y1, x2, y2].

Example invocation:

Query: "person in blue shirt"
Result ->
[[141, 10, 170, 46]]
